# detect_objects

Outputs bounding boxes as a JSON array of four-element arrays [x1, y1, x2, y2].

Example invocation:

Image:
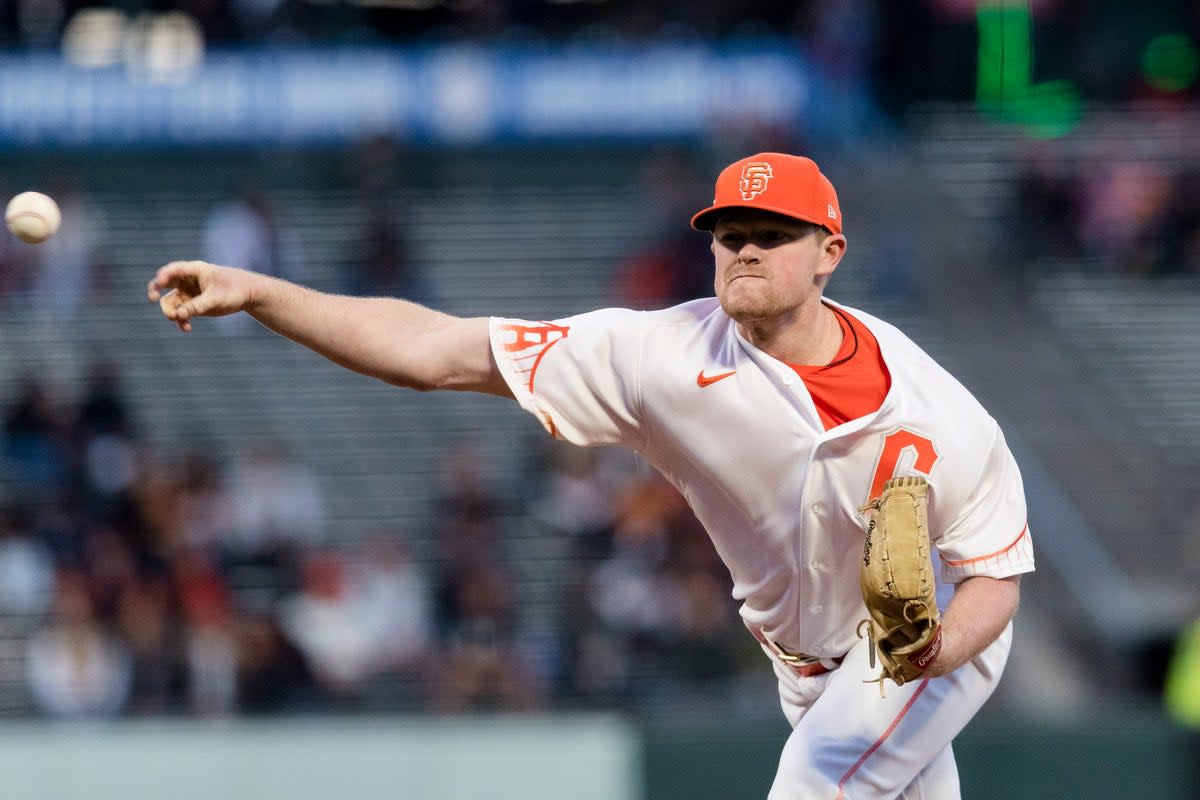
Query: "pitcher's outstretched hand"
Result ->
[[147, 261, 255, 332]]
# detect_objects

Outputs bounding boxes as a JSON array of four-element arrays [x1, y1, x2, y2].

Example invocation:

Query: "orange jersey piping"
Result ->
[[940, 524, 1030, 567]]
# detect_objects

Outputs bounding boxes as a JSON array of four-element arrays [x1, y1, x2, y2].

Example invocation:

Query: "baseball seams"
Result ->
[[6, 210, 50, 238]]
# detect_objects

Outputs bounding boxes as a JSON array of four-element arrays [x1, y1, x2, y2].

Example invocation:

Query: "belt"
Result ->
[[781, 655, 844, 678], [749, 625, 845, 678]]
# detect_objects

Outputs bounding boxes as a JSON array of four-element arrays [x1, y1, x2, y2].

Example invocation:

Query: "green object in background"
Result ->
[[975, 2, 1082, 139], [1165, 619, 1200, 727], [1142, 34, 1200, 93], [976, 2, 1032, 108]]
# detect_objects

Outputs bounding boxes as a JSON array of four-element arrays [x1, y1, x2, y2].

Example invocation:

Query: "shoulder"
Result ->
[[547, 298, 727, 340], [490, 300, 724, 365], [835, 301, 1002, 454], [839, 302, 986, 405]]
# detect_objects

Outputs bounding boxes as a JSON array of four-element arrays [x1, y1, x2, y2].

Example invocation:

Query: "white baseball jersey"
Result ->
[[490, 297, 1035, 664]]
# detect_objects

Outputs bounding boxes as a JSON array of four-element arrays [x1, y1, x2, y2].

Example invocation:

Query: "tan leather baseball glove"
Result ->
[[857, 476, 943, 691]]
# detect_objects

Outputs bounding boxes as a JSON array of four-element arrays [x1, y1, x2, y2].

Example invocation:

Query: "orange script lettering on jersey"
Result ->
[[497, 321, 570, 395]]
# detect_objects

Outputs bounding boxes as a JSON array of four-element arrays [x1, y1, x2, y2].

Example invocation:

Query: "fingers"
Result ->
[[149, 261, 210, 331], [158, 292, 192, 332], [147, 261, 204, 302]]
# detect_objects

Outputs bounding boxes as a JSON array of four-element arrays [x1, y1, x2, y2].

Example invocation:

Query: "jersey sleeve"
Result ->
[[934, 426, 1035, 583], [489, 308, 646, 449]]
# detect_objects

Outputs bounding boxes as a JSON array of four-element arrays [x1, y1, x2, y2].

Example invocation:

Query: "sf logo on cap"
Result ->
[[739, 162, 774, 200]]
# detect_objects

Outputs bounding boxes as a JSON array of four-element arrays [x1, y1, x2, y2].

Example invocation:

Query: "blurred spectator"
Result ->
[[133, 459, 187, 564], [172, 546, 238, 716], [67, 362, 155, 575], [83, 524, 139, 622], [613, 227, 713, 310], [204, 187, 301, 280], [277, 550, 377, 703], [4, 376, 70, 496], [172, 450, 228, 555], [346, 133, 404, 201], [1012, 145, 1083, 271], [613, 151, 712, 309], [587, 474, 684, 643], [432, 441, 502, 526], [223, 437, 326, 580], [26, 568, 132, 718], [235, 613, 313, 714], [527, 443, 627, 561], [10, 0, 64, 49], [116, 578, 181, 715], [566, 471, 743, 698], [28, 500, 87, 570], [434, 515, 501, 640], [74, 360, 134, 442], [275, 537, 434, 708], [1076, 159, 1173, 274], [203, 188, 304, 331], [0, 504, 54, 616], [657, 522, 740, 683], [342, 135, 427, 299], [350, 535, 433, 676], [347, 212, 426, 301], [1164, 170, 1200, 276], [429, 556, 541, 713], [28, 180, 103, 314], [1010, 145, 1200, 279]]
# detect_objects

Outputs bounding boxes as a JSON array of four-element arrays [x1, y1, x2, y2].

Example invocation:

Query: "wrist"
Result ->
[[907, 623, 945, 676], [242, 268, 273, 315], [922, 624, 958, 677]]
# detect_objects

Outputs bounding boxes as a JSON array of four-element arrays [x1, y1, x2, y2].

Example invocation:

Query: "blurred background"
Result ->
[[0, 0, 1196, 797]]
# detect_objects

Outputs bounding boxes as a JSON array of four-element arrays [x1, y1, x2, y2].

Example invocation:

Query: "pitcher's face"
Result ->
[[711, 211, 844, 324]]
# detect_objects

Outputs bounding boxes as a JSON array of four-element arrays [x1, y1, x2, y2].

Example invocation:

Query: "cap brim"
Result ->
[[690, 203, 833, 232]]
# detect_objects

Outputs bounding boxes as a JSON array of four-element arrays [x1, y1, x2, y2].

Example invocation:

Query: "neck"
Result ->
[[736, 299, 842, 365]]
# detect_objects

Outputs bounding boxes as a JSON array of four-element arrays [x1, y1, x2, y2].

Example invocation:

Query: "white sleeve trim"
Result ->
[[939, 524, 1035, 582]]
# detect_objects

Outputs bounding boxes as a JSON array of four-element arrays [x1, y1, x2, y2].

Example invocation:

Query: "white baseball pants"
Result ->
[[767, 623, 1013, 799]]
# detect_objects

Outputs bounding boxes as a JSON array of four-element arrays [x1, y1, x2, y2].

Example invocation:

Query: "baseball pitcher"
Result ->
[[149, 152, 1034, 799]]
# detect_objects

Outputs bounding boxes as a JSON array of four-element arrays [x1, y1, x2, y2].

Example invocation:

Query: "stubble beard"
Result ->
[[718, 282, 787, 325]]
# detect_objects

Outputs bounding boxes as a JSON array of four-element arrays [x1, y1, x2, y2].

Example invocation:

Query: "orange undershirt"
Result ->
[[789, 307, 891, 430]]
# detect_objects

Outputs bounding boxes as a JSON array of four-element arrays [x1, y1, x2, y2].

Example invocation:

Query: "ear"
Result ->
[[817, 234, 847, 278]]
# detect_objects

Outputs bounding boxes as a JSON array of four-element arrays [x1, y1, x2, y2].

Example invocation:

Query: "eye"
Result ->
[[718, 233, 746, 249]]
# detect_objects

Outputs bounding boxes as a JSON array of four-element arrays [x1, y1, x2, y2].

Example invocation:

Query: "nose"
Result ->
[[736, 243, 763, 265]]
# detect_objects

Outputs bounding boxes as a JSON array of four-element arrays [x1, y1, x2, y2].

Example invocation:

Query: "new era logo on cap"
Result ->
[[691, 152, 843, 235]]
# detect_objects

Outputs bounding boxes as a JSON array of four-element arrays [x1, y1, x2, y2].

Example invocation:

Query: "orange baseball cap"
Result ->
[[690, 152, 842, 235]]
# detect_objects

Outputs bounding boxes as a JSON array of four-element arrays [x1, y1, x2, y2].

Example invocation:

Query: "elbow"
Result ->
[[383, 373, 439, 392], [382, 366, 462, 393]]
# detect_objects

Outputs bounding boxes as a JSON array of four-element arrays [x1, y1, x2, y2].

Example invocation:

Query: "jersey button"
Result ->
[[809, 605, 823, 614], [810, 503, 821, 514], [811, 561, 825, 572]]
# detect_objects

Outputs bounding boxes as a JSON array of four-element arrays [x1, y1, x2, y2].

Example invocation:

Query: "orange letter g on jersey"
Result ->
[[867, 428, 939, 502]]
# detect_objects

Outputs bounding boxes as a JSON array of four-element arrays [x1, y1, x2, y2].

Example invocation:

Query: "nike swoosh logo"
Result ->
[[696, 370, 736, 388]]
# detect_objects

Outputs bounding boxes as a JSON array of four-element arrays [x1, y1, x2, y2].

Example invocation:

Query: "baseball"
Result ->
[[5, 191, 61, 244]]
